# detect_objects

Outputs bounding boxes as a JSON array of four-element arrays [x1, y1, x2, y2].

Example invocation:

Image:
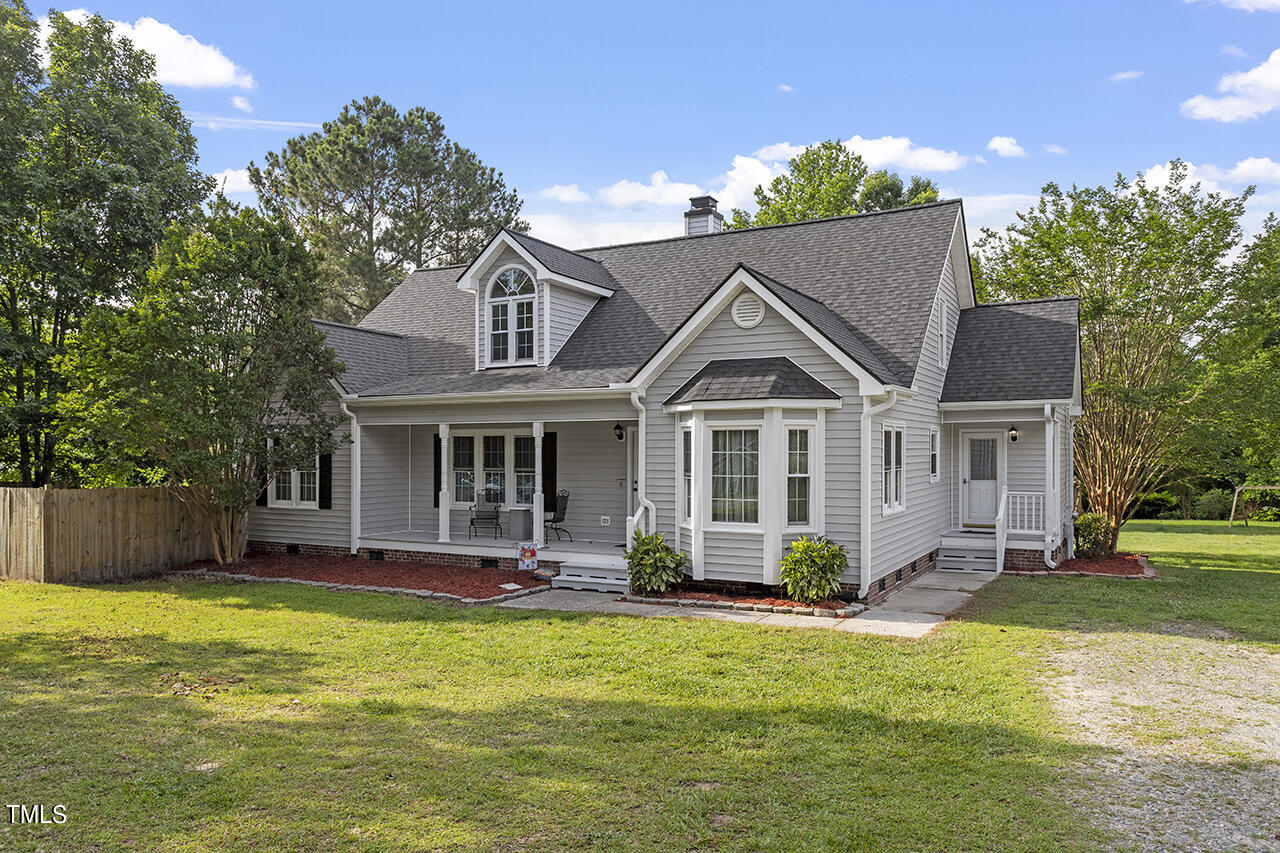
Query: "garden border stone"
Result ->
[[168, 568, 551, 605], [621, 594, 865, 619]]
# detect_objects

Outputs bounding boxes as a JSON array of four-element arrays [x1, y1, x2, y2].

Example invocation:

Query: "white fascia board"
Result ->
[[663, 397, 844, 414], [949, 206, 976, 309], [456, 234, 550, 291], [347, 387, 630, 407], [541, 274, 614, 299], [623, 268, 886, 395], [939, 399, 1072, 410]]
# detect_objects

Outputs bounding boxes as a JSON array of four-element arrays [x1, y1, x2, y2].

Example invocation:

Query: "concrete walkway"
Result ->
[[497, 571, 996, 638]]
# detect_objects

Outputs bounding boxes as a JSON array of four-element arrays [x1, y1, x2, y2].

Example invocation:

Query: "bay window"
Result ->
[[711, 428, 759, 524]]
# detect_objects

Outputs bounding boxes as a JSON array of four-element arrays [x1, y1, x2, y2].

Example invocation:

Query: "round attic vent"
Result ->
[[731, 292, 764, 329]]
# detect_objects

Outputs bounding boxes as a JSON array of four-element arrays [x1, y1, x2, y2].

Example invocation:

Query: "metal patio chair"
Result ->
[[544, 489, 572, 542], [469, 488, 504, 539]]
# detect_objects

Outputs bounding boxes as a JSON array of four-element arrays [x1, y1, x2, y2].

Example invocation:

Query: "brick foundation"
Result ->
[[1003, 540, 1068, 571], [246, 540, 557, 574], [859, 549, 939, 606]]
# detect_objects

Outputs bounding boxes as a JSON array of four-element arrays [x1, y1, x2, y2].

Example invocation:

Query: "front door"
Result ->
[[961, 431, 1001, 527], [626, 426, 639, 517]]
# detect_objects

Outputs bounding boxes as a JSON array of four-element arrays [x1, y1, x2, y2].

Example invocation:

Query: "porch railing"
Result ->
[[1006, 491, 1046, 534]]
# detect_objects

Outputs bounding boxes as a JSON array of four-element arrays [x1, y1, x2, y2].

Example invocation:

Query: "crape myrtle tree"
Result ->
[[975, 162, 1253, 550], [64, 199, 344, 563], [249, 96, 528, 324], [727, 139, 939, 229], [0, 4, 209, 485]]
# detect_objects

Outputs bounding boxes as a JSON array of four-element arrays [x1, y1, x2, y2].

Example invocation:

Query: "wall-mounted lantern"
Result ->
[[1008, 425, 1020, 443], [613, 422, 626, 441]]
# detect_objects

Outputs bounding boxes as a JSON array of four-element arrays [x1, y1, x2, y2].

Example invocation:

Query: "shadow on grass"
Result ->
[[0, 624, 1105, 852]]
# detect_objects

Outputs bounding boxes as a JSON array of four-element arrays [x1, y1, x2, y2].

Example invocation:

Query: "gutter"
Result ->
[[858, 390, 898, 599], [1043, 404, 1059, 570], [629, 392, 657, 536], [340, 401, 360, 555]]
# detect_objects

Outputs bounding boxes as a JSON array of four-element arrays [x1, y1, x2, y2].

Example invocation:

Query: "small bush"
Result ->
[[1193, 488, 1234, 521], [779, 536, 847, 604], [624, 529, 688, 596], [1073, 512, 1114, 560], [1249, 505, 1280, 522], [1131, 491, 1178, 519]]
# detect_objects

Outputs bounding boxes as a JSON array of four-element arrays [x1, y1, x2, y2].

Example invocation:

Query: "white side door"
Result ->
[[961, 431, 1002, 526]]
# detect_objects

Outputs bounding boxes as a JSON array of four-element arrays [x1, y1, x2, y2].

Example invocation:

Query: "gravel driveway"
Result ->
[[1045, 629, 1280, 852]]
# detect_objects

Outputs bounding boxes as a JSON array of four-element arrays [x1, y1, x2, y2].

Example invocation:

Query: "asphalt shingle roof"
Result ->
[[501, 229, 619, 293], [664, 357, 839, 405], [311, 319, 407, 394], [356, 201, 967, 397], [941, 297, 1079, 403]]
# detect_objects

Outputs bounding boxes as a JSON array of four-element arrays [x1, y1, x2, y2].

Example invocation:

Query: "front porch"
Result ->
[[358, 529, 628, 571]]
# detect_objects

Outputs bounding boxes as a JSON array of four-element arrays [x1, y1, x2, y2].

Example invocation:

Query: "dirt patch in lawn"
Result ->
[[648, 589, 848, 611], [1054, 551, 1150, 576], [1045, 632, 1280, 851], [185, 551, 541, 599]]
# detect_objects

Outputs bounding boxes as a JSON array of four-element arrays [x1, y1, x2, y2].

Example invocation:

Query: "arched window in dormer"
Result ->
[[488, 267, 536, 364]]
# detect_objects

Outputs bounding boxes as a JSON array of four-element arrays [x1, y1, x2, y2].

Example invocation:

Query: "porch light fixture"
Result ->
[[1008, 425, 1020, 443], [613, 422, 626, 441]]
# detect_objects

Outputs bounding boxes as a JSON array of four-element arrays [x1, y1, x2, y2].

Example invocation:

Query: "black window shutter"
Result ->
[[318, 453, 333, 509], [433, 433, 442, 508], [256, 459, 269, 506], [542, 432, 557, 512]]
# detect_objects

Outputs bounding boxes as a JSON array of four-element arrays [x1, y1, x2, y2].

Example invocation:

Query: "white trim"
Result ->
[[782, 420, 820, 532], [341, 402, 361, 553], [881, 422, 906, 515], [438, 423, 450, 543], [456, 232, 614, 298], [690, 410, 705, 580], [859, 391, 898, 598], [929, 427, 940, 483], [663, 397, 842, 414], [762, 409, 784, 584], [349, 387, 631, 407], [265, 439, 320, 510], [940, 399, 1073, 410], [704, 421, 764, 530], [624, 268, 886, 395], [485, 263, 539, 368], [959, 428, 1006, 527]]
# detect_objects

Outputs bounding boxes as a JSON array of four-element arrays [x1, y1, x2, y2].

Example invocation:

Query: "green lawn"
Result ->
[[1, 520, 1274, 851]]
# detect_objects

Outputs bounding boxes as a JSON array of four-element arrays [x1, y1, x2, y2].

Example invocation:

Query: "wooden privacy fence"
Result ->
[[0, 487, 211, 583]]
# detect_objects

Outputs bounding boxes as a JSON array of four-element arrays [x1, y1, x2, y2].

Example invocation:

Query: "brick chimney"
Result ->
[[684, 195, 724, 236]]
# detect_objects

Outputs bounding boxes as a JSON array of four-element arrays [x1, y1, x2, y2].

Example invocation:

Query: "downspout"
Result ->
[[340, 401, 360, 555], [629, 391, 657, 534], [1043, 403, 1058, 569], [858, 390, 898, 599]]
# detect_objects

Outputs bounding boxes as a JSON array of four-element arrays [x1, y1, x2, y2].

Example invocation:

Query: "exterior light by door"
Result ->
[[613, 422, 626, 441], [1008, 425, 1019, 443]]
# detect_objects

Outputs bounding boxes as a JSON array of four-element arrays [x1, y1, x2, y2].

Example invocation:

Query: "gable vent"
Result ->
[[731, 292, 765, 329]]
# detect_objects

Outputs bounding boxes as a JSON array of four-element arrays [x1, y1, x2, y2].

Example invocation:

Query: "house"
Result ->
[[249, 197, 1082, 603]]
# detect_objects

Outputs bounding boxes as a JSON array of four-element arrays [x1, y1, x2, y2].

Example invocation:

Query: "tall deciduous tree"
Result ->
[[975, 162, 1252, 548], [64, 199, 343, 564], [250, 97, 527, 324], [0, 5, 209, 486], [727, 140, 939, 229]]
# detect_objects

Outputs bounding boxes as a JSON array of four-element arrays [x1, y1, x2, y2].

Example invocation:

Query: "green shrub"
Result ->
[[1249, 506, 1280, 522], [1193, 488, 1234, 520], [624, 529, 688, 596], [1131, 491, 1178, 519], [1073, 512, 1113, 560], [778, 536, 847, 604]]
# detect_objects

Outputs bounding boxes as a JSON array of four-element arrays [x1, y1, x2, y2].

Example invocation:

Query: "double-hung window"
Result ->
[[453, 436, 475, 503], [786, 427, 811, 526], [929, 428, 940, 483], [452, 432, 539, 506], [711, 428, 759, 524], [488, 268, 536, 365], [883, 425, 905, 513], [514, 435, 536, 504], [482, 435, 506, 499], [681, 428, 692, 523], [267, 439, 318, 510]]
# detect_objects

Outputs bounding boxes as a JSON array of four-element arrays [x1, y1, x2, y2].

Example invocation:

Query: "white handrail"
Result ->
[[995, 487, 1009, 574], [1005, 490, 1046, 534], [625, 503, 648, 542]]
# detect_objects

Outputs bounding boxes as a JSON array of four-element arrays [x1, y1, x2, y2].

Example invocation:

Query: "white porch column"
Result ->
[[532, 421, 545, 546], [347, 408, 361, 554], [438, 423, 451, 543], [1044, 405, 1057, 548], [690, 410, 705, 581], [762, 408, 784, 585]]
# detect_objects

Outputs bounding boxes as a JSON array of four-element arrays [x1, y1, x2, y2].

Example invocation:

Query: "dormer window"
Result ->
[[488, 267, 536, 365]]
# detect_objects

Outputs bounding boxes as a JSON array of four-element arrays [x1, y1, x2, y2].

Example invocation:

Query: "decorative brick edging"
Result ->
[[1003, 554, 1158, 579], [169, 568, 551, 605], [621, 594, 866, 619]]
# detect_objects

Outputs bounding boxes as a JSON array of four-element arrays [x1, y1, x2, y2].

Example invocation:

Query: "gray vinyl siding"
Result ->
[[409, 425, 436, 532], [361, 425, 411, 535], [703, 532, 765, 584], [869, 255, 959, 580], [547, 284, 598, 363], [1006, 421, 1046, 493], [643, 298, 864, 584], [247, 402, 352, 549]]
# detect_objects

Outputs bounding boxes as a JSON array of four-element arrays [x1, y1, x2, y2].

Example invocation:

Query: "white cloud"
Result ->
[[1043, 143, 1069, 155], [539, 184, 590, 203], [713, 154, 787, 210], [230, 95, 252, 114], [596, 170, 705, 207], [1222, 155, 1280, 183], [1180, 48, 1280, 121], [1140, 161, 1225, 194], [844, 135, 970, 171], [39, 9, 253, 89], [986, 136, 1027, 158], [776, 83, 793, 93], [1110, 70, 1145, 82], [1190, 0, 1280, 9], [524, 214, 680, 249], [211, 167, 252, 194], [973, 154, 987, 165], [189, 113, 321, 132], [752, 141, 807, 162], [1222, 44, 1249, 58]]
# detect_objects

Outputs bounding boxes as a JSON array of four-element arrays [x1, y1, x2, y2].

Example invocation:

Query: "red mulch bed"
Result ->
[[1054, 552, 1148, 576], [185, 551, 541, 599], [648, 590, 847, 610]]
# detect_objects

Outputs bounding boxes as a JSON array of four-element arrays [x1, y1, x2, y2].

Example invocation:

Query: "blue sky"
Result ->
[[45, 0, 1280, 247]]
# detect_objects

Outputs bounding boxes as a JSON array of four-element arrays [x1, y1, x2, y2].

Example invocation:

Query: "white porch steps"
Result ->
[[550, 561, 629, 594], [938, 530, 998, 572]]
